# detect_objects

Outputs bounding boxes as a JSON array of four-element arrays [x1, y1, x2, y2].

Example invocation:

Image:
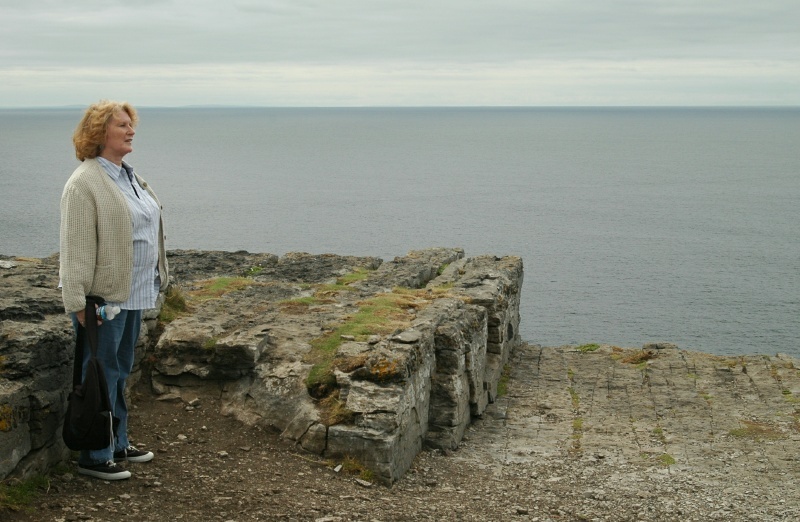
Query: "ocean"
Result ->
[[1, 107, 798, 357]]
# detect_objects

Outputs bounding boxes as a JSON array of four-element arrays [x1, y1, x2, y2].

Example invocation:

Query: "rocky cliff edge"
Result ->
[[0, 248, 523, 484]]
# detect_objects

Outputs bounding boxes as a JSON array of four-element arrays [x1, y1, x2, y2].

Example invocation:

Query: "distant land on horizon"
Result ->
[[1, 104, 799, 110]]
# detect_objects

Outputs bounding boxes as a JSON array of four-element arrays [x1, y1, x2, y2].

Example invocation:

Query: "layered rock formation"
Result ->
[[0, 248, 523, 484], [0, 255, 73, 480], [0, 255, 158, 480]]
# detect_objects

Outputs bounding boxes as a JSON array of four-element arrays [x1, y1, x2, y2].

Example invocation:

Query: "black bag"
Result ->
[[62, 296, 120, 451]]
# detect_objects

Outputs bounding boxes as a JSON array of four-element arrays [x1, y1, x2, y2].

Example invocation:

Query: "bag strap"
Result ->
[[71, 295, 106, 387]]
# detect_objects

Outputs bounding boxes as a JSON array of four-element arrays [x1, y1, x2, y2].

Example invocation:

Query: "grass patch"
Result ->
[[568, 387, 580, 409], [158, 277, 258, 323], [158, 285, 188, 323], [338, 455, 374, 481], [287, 296, 325, 306], [305, 297, 410, 392], [657, 453, 676, 467], [652, 426, 668, 445], [576, 343, 600, 353], [729, 420, 784, 441], [497, 365, 511, 397], [781, 389, 800, 404], [336, 267, 371, 285], [305, 286, 460, 398], [191, 277, 254, 301], [609, 346, 625, 360], [314, 268, 373, 297], [307, 364, 338, 397], [570, 416, 584, 453], [244, 265, 263, 277], [621, 350, 657, 365], [0, 474, 49, 512], [278, 296, 331, 315], [318, 390, 355, 426]]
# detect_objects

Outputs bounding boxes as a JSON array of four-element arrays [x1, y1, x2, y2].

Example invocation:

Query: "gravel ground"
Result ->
[[4, 343, 800, 521], [3, 392, 797, 521]]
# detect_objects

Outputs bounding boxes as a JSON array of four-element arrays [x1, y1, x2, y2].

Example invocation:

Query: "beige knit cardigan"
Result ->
[[59, 158, 169, 313]]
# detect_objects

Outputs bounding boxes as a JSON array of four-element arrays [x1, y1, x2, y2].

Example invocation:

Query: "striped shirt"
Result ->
[[97, 157, 161, 310]]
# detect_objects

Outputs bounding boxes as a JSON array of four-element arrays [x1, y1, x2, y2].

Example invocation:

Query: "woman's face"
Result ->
[[101, 110, 135, 163]]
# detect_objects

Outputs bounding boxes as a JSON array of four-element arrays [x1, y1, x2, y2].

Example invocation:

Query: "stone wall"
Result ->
[[323, 255, 524, 482], [0, 256, 157, 481], [0, 256, 73, 480], [0, 249, 522, 484]]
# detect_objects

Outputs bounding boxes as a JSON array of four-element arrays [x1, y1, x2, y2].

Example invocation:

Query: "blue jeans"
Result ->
[[71, 309, 142, 466]]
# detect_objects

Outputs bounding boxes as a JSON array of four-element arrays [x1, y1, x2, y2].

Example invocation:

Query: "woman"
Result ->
[[60, 100, 169, 481]]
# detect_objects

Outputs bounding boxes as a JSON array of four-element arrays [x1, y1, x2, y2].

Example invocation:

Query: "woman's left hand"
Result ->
[[75, 307, 102, 327]]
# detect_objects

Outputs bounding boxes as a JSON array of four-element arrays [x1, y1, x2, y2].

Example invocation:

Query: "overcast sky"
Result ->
[[1, 0, 798, 107]]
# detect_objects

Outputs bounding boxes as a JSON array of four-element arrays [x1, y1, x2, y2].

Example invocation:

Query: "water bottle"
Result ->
[[98, 305, 121, 321]]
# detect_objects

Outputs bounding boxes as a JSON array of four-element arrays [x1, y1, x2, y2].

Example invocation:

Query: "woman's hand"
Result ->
[[75, 307, 103, 327]]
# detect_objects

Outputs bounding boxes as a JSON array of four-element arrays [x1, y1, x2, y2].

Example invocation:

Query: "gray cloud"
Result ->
[[1, 0, 798, 106]]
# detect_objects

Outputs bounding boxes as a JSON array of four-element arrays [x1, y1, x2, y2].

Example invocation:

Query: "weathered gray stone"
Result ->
[[354, 248, 465, 293], [164, 249, 521, 484], [643, 341, 679, 350], [281, 402, 321, 443], [424, 300, 489, 449], [1, 248, 523, 485], [0, 255, 160, 481], [299, 422, 328, 454], [392, 330, 422, 344], [0, 380, 32, 478], [345, 380, 406, 414]]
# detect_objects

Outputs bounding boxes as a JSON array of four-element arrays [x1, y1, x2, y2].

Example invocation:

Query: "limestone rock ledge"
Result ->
[[154, 248, 523, 484], [0, 248, 523, 484], [0, 255, 158, 481]]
